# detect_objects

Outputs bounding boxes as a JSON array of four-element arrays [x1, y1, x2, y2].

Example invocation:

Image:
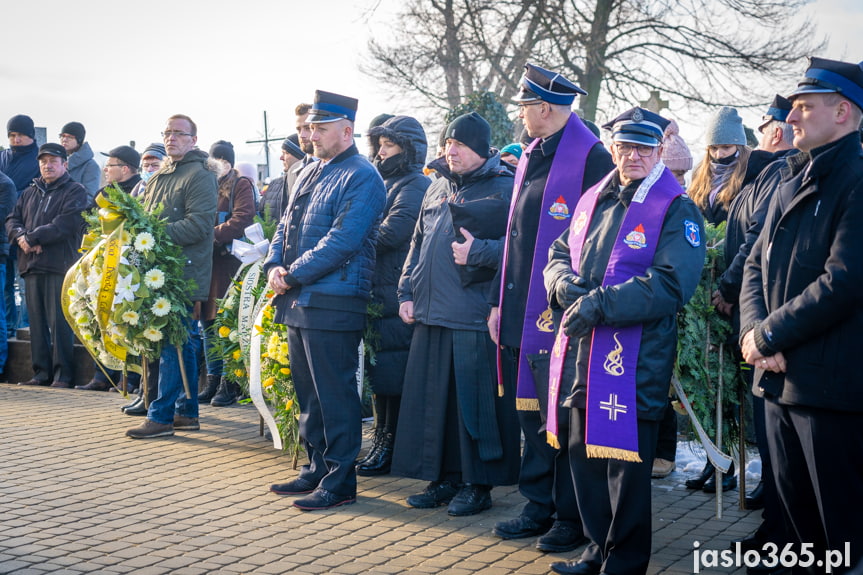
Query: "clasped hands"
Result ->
[[562, 296, 601, 339], [17, 235, 41, 255]]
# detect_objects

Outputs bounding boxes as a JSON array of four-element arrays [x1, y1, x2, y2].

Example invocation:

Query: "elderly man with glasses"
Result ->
[[125, 114, 217, 439], [544, 107, 705, 575]]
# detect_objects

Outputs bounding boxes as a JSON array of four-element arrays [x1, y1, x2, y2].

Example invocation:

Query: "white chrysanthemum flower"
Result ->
[[144, 268, 165, 289], [134, 232, 155, 252], [142, 327, 163, 342], [228, 330, 239, 343], [120, 230, 132, 245], [151, 297, 171, 317], [121, 310, 140, 326]]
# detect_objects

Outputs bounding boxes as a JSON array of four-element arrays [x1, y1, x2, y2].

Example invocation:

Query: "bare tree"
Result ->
[[364, 0, 824, 122]]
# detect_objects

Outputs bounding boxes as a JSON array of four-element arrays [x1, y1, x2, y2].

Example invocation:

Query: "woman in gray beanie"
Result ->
[[688, 106, 754, 225]]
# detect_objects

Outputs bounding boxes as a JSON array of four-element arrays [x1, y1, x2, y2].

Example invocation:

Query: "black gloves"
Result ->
[[562, 295, 602, 338]]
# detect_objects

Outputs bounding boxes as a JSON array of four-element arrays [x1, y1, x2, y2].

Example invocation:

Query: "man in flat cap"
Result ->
[[391, 111, 518, 517], [489, 62, 613, 553], [739, 57, 863, 572], [265, 90, 386, 511], [77, 145, 145, 392], [545, 107, 704, 575], [7, 143, 89, 388]]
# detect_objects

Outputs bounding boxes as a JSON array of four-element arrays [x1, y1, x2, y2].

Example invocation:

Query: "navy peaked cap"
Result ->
[[307, 90, 358, 123], [789, 57, 863, 111], [513, 63, 586, 105], [759, 94, 792, 130], [602, 107, 670, 147]]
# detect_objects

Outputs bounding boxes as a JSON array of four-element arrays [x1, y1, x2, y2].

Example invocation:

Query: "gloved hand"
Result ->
[[555, 275, 588, 308], [562, 295, 602, 338]]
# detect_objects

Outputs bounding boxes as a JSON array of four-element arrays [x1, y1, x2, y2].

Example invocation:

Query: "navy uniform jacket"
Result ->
[[740, 132, 863, 412]]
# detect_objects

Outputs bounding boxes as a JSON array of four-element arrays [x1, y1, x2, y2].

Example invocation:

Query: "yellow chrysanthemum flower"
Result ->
[[232, 349, 242, 360], [263, 377, 275, 389], [280, 367, 291, 376], [234, 368, 245, 378], [285, 399, 294, 411], [219, 326, 231, 338]]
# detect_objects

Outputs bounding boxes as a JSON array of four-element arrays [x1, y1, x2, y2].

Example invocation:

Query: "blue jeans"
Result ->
[[200, 319, 223, 377], [147, 316, 200, 425], [0, 259, 7, 370]]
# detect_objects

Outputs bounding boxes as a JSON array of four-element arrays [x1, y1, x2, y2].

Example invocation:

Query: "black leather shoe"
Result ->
[[536, 520, 589, 553], [730, 533, 766, 553], [121, 396, 143, 412], [269, 477, 318, 496], [493, 515, 551, 540], [745, 481, 765, 510], [685, 462, 714, 490], [703, 462, 736, 493], [447, 483, 492, 516], [292, 488, 355, 511], [356, 431, 393, 476], [406, 480, 459, 509], [550, 560, 601, 575], [124, 402, 149, 416]]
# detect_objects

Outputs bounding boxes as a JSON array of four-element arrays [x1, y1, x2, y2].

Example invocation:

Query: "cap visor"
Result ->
[[612, 134, 660, 147], [306, 113, 345, 124], [788, 85, 836, 99]]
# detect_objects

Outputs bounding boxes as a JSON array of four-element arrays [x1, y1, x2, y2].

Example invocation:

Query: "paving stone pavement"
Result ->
[[0, 385, 760, 574]]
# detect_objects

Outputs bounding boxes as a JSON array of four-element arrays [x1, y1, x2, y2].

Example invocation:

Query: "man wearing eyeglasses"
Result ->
[[76, 145, 142, 392], [489, 62, 613, 553], [126, 114, 217, 439], [544, 107, 704, 575]]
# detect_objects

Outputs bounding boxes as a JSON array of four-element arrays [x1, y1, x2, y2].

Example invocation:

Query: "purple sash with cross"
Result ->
[[546, 163, 681, 461], [496, 114, 599, 405]]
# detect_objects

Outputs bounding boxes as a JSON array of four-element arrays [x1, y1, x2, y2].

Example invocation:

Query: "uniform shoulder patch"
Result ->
[[684, 220, 701, 248]]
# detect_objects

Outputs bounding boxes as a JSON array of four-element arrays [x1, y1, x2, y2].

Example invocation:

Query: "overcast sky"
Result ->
[[1, 0, 861, 179]]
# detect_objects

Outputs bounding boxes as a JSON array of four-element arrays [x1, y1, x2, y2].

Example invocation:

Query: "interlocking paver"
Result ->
[[0, 385, 760, 573]]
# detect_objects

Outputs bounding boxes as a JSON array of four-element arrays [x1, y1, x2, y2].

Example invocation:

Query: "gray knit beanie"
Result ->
[[705, 106, 746, 146]]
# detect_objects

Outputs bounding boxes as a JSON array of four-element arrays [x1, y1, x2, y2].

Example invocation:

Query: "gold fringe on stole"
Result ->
[[516, 398, 540, 411], [585, 444, 642, 463], [498, 382, 504, 397], [546, 431, 560, 449]]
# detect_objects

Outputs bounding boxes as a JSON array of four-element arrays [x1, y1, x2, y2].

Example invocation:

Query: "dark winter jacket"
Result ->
[[260, 172, 288, 223], [0, 170, 17, 259], [365, 116, 431, 394], [543, 172, 705, 420], [263, 144, 386, 329], [700, 150, 774, 225], [260, 157, 315, 224], [717, 149, 797, 308], [66, 142, 101, 200], [398, 153, 513, 331], [141, 149, 218, 302], [739, 132, 863, 412], [202, 170, 256, 320], [0, 142, 40, 193], [6, 172, 88, 276]]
